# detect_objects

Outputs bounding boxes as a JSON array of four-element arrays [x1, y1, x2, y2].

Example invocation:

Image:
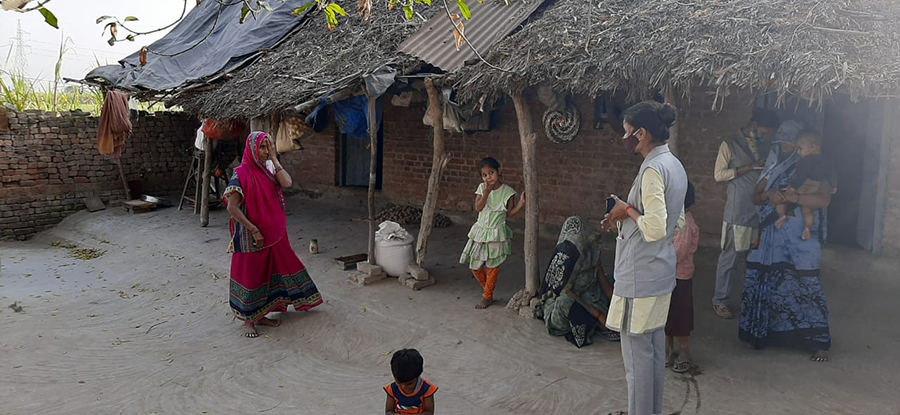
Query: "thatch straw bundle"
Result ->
[[173, 6, 434, 119], [454, 0, 900, 106]]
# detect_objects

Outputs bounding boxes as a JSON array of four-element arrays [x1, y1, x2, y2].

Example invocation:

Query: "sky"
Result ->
[[0, 0, 195, 86]]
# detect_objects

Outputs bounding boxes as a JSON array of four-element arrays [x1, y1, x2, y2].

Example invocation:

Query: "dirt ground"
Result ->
[[1, 194, 899, 415]]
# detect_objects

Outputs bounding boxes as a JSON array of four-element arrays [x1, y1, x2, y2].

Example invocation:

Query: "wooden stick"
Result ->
[[286, 87, 362, 116], [366, 91, 378, 265], [200, 136, 212, 227], [511, 91, 540, 299], [416, 78, 450, 267], [193, 151, 202, 214], [116, 158, 132, 201]]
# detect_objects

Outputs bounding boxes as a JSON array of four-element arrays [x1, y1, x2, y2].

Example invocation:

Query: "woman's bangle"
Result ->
[[274, 165, 284, 173]]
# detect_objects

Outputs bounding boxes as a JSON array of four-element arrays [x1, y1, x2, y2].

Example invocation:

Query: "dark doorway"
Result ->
[[338, 125, 383, 189], [756, 93, 891, 252]]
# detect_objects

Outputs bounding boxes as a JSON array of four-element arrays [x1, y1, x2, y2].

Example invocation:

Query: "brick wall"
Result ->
[[278, 90, 753, 236], [0, 108, 198, 240]]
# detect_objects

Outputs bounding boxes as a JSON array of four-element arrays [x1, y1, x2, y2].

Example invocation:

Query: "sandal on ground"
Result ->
[[672, 358, 692, 373], [608, 411, 627, 415], [666, 351, 678, 368], [810, 350, 830, 362], [713, 304, 734, 319], [599, 330, 621, 342]]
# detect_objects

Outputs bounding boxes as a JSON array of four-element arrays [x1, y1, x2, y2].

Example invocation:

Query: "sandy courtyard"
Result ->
[[1, 194, 899, 415]]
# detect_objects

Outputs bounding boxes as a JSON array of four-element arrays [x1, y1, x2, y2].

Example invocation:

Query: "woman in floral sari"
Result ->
[[536, 216, 618, 348], [224, 132, 323, 337], [739, 127, 834, 361]]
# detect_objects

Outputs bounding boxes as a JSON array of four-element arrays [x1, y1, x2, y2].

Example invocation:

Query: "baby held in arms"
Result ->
[[775, 131, 836, 240]]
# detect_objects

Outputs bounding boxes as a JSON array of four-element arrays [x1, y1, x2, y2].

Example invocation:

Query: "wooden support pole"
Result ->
[[367, 92, 378, 265], [200, 136, 212, 227], [115, 158, 132, 201], [664, 90, 680, 157], [416, 78, 450, 267], [193, 152, 202, 214], [511, 91, 540, 307]]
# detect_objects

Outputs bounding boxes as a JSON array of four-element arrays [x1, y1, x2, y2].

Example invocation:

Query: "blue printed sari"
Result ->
[[739, 153, 832, 351]]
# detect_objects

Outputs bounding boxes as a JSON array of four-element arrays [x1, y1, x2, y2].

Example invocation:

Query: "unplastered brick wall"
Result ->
[[378, 90, 748, 234], [274, 89, 752, 236], [0, 108, 198, 240]]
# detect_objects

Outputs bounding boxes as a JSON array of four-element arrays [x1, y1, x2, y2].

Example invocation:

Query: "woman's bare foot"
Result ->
[[811, 350, 830, 362], [776, 216, 788, 229], [256, 317, 280, 327], [802, 227, 812, 240], [243, 323, 259, 338], [475, 298, 494, 309]]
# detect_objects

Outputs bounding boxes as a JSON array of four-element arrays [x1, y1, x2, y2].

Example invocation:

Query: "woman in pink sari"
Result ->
[[224, 132, 323, 337]]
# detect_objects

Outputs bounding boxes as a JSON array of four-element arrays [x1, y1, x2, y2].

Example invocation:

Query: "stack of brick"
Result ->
[[0, 108, 198, 240]]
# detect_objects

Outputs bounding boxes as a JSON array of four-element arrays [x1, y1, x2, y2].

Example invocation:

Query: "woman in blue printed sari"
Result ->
[[739, 126, 835, 362]]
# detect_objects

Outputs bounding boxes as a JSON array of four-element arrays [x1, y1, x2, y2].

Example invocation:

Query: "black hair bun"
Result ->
[[657, 103, 677, 127]]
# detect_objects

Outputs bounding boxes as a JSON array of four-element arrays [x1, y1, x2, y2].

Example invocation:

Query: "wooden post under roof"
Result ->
[[200, 135, 212, 227], [415, 78, 450, 267], [510, 91, 540, 310], [366, 91, 378, 265]]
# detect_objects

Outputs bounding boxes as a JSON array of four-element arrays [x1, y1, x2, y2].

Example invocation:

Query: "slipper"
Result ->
[[599, 330, 621, 342], [608, 411, 627, 415], [713, 304, 734, 319], [672, 358, 691, 373], [666, 351, 678, 368]]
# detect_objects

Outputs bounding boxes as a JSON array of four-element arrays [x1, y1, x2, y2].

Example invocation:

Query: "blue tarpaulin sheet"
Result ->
[[84, 1, 309, 91]]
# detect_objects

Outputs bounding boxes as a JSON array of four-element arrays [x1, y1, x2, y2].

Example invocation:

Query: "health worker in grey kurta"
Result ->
[[604, 101, 687, 415], [711, 108, 783, 319]]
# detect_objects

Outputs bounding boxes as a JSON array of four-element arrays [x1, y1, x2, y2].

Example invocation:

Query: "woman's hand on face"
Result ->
[[251, 228, 264, 248], [267, 138, 278, 161]]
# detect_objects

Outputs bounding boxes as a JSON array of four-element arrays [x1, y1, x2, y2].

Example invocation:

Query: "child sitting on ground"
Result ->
[[666, 182, 699, 374], [384, 349, 437, 415], [460, 157, 526, 309], [775, 131, 837, 240]]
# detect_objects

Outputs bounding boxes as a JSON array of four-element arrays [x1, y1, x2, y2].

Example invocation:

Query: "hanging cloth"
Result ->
[[332, 95, 383, 139], [97, 91, 132, 159], [275, 116, 313, 154]]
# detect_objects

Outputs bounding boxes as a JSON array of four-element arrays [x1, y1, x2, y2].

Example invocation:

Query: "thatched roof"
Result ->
[[172, 6, 434, 119], [454, 0, 900, 105]]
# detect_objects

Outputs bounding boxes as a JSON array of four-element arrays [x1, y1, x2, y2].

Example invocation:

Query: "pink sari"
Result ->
[[224, 132, 322, 323]]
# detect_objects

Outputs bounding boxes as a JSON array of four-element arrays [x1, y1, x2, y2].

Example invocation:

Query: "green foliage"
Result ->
[[38, 7, 58, 29]]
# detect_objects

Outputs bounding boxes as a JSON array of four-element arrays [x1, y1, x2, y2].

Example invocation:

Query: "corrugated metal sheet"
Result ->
[[398, 0, 546, 72]]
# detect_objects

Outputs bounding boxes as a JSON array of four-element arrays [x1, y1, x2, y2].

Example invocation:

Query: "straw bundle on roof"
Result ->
[[173, 6, 434, 119], [454, 0, 900, 106]]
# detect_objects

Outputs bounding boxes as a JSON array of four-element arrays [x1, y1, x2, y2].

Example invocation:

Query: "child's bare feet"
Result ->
[[802, 227, 812, 240], [776, 216, 788, 229], [475, 298, 494, 309]]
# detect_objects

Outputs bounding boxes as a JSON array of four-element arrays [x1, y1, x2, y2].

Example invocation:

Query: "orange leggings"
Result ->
[[472, 267, 499, 300]]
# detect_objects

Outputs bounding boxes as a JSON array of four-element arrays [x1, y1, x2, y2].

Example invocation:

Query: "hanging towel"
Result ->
[[97, 91, 132, 158]]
